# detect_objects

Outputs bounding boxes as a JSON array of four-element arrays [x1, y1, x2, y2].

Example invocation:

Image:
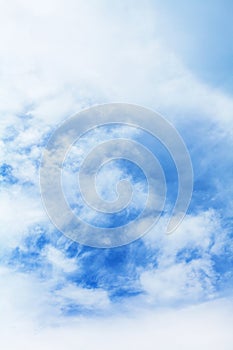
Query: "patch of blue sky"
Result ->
[[140, 112, 230, 219], [133, 120, 230, 219], [2, 217, 231, 314], [0, 163, 18, 185], [3, 223, 154, 300], [176, 247, 202, 264], [8, 247, 45, 272], [6, 243, 51, 279], [66, 241, 149, 287], [1, 126, 19, 143], [63, 147, 149, 228], [134, 128, 179, 206], [181, 121, 232, 216], [1, 115, 233, 314], [60, 304, 97, 318], [63, 125, 179, 227], [152, 0, 233, 93]]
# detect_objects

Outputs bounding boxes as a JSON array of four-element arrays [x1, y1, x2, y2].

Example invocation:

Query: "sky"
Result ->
[[0, 0, 233, 349]]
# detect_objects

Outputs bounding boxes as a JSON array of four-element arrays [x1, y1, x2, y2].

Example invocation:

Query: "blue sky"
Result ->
[[0, 1, 233, 349], [152, 0, 233, 92]]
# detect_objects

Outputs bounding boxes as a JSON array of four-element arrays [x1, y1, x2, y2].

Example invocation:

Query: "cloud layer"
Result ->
[[0, 0, 233, 348]]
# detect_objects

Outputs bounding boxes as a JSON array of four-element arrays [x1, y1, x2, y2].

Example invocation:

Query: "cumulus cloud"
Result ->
[[139, 210, 228, 304]]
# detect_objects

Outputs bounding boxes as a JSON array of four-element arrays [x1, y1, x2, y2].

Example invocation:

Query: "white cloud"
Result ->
[[140, 259, 215, 304], [0, 264, 110, 328], [55, 283, 110, 309], [137, 210, 228, 304], [1, 296, 233, 350], [0, 0, 232, 132], [0, 188, 47, 248], [46, 246, 77, 273], [0, 1, 232, 347], [144, 210, 226, 259]]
